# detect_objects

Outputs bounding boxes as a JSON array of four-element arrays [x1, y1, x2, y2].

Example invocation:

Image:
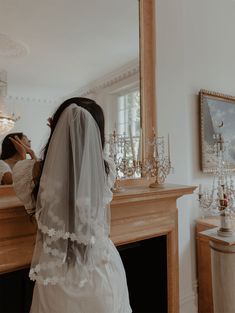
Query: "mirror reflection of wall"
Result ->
[[115, 89, 141, 162], [0, 0, 140, 185], [70, 58, 140, 161], [0, 0, 140, 183], [105, 70, 141, 162]]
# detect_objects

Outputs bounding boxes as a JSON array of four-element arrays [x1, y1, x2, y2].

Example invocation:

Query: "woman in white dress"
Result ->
[[12, 97, 132, 313], [0, 132, 36, 185]]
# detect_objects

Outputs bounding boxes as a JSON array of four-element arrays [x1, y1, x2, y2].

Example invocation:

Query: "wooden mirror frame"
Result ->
[[120, 0, 156, 187], [140, 0, 156, 160]]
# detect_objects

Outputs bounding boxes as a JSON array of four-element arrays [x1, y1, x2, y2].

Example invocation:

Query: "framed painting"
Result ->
[[199, 89, 235, 173]]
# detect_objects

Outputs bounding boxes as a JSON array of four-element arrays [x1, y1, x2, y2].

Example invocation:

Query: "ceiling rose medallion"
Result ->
[[0, 33, 29, 58]]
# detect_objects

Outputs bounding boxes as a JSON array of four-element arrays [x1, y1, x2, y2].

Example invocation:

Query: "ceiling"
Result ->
[[0, 0, 139, 101]]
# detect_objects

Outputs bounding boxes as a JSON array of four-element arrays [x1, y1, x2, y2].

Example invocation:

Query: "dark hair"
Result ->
[[33, 97, 109, 200], [0, 132, 24, 160]]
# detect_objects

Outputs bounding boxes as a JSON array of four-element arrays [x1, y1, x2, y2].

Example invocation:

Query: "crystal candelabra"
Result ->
[[106, 130, 173, 191], [147, 132, 172, 188], [106, 130, 142, 192], [198, 133, 235, 237]]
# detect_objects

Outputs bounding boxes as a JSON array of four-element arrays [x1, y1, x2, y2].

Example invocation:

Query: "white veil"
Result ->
[[29, 104, 111, 287]]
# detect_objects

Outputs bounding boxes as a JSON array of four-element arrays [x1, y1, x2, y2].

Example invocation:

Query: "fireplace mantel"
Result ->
[[111, 184, 195, 245], [0, 183, 196, 313]]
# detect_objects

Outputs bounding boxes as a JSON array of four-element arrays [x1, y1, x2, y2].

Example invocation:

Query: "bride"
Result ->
[[12, 97, 132, 313]]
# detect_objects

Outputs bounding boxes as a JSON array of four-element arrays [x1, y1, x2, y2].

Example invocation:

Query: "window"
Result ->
[[116, 89, 140, 137]]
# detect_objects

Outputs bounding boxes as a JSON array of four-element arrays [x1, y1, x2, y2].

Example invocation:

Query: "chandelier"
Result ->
[[0, 70, 19, 135]]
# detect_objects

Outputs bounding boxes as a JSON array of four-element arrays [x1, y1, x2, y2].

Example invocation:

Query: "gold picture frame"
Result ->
[[199, 89, 235, 173]]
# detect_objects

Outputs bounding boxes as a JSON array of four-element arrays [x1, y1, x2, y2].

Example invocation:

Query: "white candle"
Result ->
[[124, 147, 126, 159], [168, 133, 171, 163], [123, 133, 127, 159], [199, 184, 202, 194], [129, 125, 135, 160], [219, 186, 224, 200], [137, 129, 142, 161]]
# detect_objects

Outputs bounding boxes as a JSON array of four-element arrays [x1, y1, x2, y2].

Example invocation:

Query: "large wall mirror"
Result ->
[[0, 0, 156, 186]]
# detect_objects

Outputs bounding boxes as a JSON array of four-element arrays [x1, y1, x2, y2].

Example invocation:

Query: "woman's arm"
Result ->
[[1, 171, 13, 185]]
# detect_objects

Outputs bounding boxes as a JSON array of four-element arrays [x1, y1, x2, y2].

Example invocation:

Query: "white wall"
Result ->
[[157, 0, 235, 312]]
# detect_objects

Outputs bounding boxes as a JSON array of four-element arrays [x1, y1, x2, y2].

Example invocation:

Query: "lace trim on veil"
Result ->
[[29, 210, 109, 286], [36, 210, 96, 244]]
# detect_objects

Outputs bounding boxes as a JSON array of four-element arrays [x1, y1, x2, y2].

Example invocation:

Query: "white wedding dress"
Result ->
[[0, 160, 12, 184], [12, 105, 132, 313], [13, 157, 132, 313]]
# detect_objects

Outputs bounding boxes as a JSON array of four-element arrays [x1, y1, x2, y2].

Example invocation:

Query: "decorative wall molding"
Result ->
[[67, 58, 139, 98], [180, 292, 198, 313], [180, 280, 198, 313], [6, 95, 59, 105]]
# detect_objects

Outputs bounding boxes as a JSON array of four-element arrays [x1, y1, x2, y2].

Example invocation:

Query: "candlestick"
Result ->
[[123, 134, 127, 159], [219, 186, 224, 201], [137, 129, 142, 161], [129, 125, 135, 160], [199, 184, 202, 194], [168, 133, 171, 163], [149, 135, 172, 187]]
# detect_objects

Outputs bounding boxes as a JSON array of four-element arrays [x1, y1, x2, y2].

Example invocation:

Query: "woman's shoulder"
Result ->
[[12, 159, 36, 175], [0, 160, 12, 185], [0, 159, 11, 172]]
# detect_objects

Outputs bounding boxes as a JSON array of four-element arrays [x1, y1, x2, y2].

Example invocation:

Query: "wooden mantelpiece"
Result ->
[[0, 186, 37, 275], [111, 184, 196, 245], [0, 183, 195, 313], [111, 184, 196, 313]]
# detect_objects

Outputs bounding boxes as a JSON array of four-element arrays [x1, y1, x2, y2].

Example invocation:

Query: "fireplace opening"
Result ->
[[0, 268, 34, 313], [118, 235, 167, 313]]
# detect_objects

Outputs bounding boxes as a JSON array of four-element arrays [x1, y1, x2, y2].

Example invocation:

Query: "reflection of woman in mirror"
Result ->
[[0, 132, 36, 185], [12, 98, 132, 313]]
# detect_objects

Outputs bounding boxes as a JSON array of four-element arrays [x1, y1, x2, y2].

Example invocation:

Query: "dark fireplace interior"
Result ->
[[0, 268, 34, 313], [0, 236, 167, 313], [118, 235, 167, 313]]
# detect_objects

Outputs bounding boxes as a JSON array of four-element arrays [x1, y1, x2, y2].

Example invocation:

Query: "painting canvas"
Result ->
[[199, 89, 235, 173]]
